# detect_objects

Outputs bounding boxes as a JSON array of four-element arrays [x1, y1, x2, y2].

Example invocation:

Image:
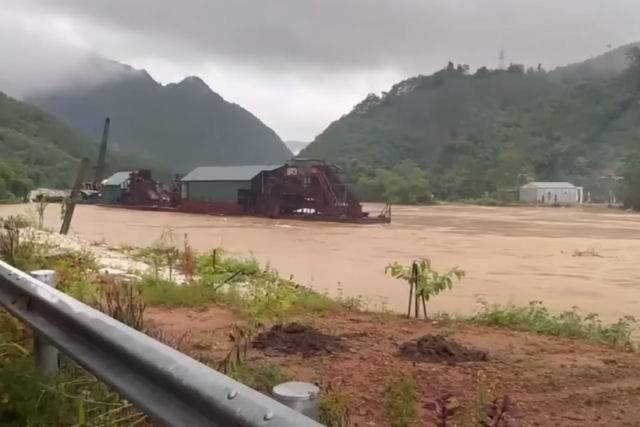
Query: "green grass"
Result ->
[[384, 375, 418, 427], [139, 276, 223, 307], [0, 310, 142, 427], [470, 301, 637, 351], [227, 361, 289, 393], [140, 265, 360, 326], [320, 389, 351, 427]]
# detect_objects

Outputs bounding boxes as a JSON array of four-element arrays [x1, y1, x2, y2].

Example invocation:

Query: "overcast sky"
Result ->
[[2, 0, 640, 141]]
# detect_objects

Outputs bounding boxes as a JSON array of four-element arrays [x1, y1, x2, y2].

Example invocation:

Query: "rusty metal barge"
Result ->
[[80, 118, 390, 224], [98, 160, 390, 224]]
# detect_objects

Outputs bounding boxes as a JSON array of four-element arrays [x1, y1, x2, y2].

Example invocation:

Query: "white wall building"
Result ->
[[519, 182, 583, 205]]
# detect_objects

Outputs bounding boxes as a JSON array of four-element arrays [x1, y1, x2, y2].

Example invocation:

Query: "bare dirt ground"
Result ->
[[145, 306, 640, 426], [2, 203, 639, 323]]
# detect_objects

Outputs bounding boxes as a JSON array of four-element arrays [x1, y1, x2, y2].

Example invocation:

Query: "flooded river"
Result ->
[[2, 203, 640, 322]]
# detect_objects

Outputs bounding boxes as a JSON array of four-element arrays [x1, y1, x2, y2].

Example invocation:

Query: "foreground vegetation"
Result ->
[[470, 300, 637, 352], [1, 217, 638, 425]]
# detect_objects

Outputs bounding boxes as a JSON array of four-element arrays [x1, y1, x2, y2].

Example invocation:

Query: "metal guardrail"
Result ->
[[0, 259, 325, 427]]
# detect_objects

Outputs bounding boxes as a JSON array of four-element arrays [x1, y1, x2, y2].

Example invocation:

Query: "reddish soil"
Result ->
[[146, 307, 640, 427]]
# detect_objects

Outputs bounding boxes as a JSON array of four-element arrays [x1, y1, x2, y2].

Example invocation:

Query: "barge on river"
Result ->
[[95, 159, 391, 224]]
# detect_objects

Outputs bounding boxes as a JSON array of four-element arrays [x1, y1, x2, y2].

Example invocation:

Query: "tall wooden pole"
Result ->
[[60, 157, 89, 235]]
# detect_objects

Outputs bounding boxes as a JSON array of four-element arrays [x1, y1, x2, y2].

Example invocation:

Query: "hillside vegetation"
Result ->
[[302, 46, 640, 204], [0, 92, 167, 201], [28, 60, 292, 172]]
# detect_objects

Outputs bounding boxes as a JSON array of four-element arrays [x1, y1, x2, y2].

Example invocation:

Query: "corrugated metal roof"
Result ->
[[522, 182, 576, 189], [181, 165, 281, 182], [104, 171, 131, 186]]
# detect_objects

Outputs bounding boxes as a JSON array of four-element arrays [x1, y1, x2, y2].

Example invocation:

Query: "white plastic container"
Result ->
[[272, 381, 320, 421]]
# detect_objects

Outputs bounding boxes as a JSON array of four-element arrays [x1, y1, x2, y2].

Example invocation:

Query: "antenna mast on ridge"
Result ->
[[499, 49, 506, 70]]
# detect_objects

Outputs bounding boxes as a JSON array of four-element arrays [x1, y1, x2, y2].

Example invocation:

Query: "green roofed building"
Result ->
[[180, 165, 281, 203], [101, 171, 131, 203]]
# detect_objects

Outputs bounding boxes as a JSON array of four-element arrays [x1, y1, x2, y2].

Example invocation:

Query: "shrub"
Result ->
[[384, 375, 418, 427], [95, 276, 146, 331], [320, 387, 351, 427], [386, 259, 465, 319], [471, 300, 637, 351], [227, 361, 289, 393], [0, 216, 49, 270], [139, 275, 221, 308]]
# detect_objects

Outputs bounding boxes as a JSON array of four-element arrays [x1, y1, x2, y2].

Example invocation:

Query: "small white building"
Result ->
[[519, 182, 583, 205]]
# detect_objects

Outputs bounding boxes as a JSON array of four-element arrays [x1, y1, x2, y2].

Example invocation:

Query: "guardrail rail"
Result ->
[[0, 259, 324, 427]]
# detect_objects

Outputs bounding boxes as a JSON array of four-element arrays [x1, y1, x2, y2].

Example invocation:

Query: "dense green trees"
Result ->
[[354, 162, 434, 205], [0, 162, 31, 201], [303, 47, 640, 205], [0, 91, 169, 201]]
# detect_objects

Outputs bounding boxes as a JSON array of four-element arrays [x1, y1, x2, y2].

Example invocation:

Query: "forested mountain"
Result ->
[[28, 60, 292, 172], [0, 91, 166, 200], [550, 42, 640, 84], [302, 45, 640, 204]]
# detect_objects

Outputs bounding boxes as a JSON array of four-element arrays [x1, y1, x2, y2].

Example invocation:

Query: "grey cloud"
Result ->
[[12, 0, 640, 74], [3, 0, 640, 140], [0, 13, 125, 98]]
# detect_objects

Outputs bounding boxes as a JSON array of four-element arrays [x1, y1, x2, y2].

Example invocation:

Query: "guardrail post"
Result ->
[[30, 269, 59, 376], [272, 381, 321, 421]]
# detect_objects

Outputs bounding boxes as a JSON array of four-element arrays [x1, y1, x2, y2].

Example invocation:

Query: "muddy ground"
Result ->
[[146, 306, 640, 427]]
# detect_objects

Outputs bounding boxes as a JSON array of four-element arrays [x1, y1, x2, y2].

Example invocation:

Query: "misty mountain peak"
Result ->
[[179, 76, 209, 88], [26, 56, 292, 171]]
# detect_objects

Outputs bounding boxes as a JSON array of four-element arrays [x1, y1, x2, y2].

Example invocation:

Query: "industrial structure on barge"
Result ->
[[100, 160, 390, 223], [77, 117, 390, 223]]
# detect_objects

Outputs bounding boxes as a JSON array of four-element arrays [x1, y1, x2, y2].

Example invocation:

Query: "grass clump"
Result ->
[[0, 215, 50, 271], [139, 275, 224, 308], [0, 309, 143, 427], [197, 248, 260, 283], [95, 276, 146, 331], [227, 361, 289, 393], [320, 387, 351, 427], [140, 249, 359, 324], [50, 250, 100, 304], [384, 375, 418, 427], [471, 301, 637, 351]]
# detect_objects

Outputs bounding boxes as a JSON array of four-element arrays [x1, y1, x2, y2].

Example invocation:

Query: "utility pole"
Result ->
[[94, 117, 110, 185], [60, 157, 89, 235]]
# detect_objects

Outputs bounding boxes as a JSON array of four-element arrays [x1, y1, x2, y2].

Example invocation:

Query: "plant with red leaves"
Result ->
[[481, 395, 516, 427], [425, 393, 460, 427]]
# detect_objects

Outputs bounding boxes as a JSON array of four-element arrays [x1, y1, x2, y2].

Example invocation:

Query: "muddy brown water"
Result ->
[[3, 203, 640, 323]]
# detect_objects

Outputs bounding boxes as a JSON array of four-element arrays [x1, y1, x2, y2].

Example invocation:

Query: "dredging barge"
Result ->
[[95, 160, 391, 224], [75, 118, 390, 224]]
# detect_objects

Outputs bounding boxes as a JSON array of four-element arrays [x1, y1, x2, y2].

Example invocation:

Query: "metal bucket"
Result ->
[[272, 381, 320, 421]]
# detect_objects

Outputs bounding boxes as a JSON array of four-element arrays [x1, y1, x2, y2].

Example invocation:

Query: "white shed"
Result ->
[[519, 182, 583, 205]]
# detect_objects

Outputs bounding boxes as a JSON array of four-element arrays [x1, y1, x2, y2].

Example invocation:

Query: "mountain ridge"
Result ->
[[27, 58, 292, 173], [0, 91, 167, 199], [301, 42, 640, 203]]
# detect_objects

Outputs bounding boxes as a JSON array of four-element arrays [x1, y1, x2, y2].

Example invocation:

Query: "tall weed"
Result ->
[[471, 300, 637, 351], [384, 375, 418, 427]]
